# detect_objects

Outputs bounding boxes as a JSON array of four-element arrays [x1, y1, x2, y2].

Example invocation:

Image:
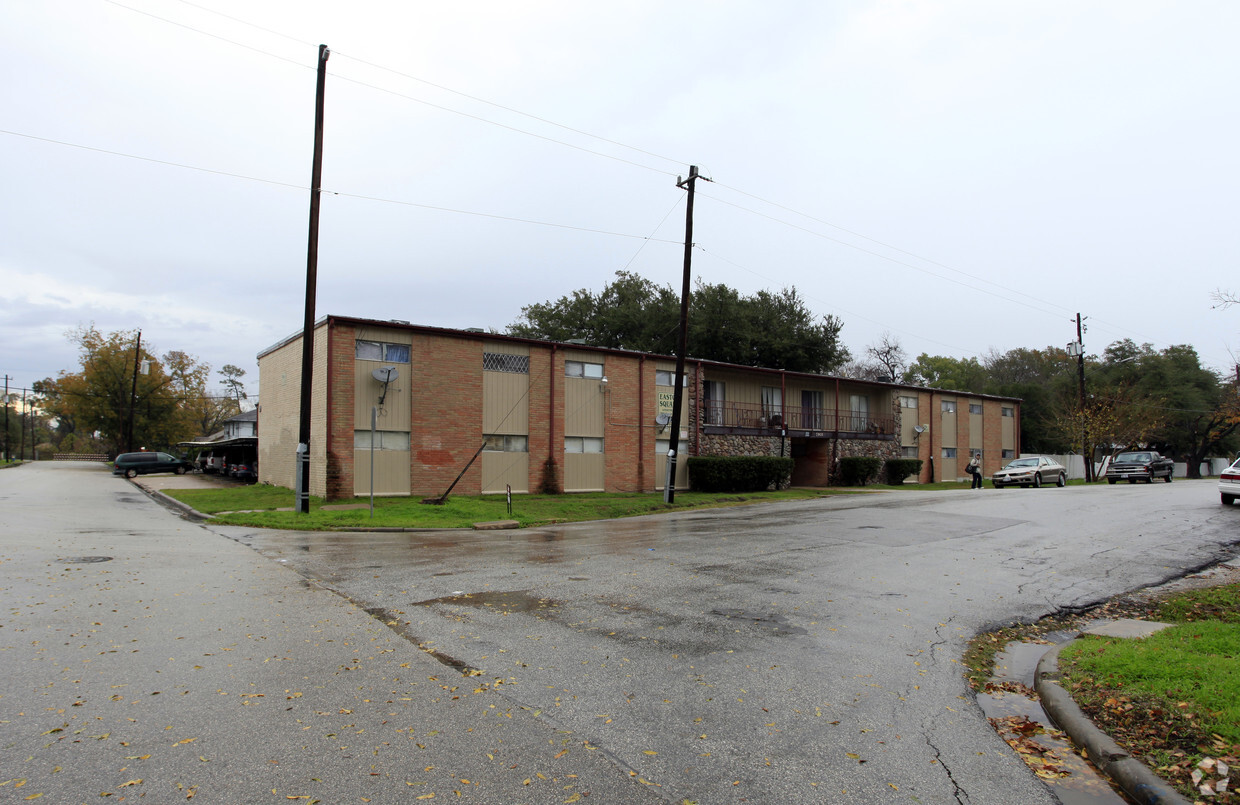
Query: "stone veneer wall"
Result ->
[[698, 433, 788, 457]]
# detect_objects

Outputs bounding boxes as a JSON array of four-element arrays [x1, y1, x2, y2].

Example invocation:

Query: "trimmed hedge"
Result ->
[[883, 458, 923, 485], [838, 456, 883, 486], [687, 456, 794, 493]]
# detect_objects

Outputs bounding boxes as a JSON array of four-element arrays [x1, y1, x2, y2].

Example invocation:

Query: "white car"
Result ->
[[991, 456, 1067, 488], [1220, 458, 1240, 505]]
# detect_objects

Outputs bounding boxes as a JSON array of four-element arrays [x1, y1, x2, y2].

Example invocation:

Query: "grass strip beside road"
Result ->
[[1055, 584, 1240, 800], [163, 484, 874, 530]]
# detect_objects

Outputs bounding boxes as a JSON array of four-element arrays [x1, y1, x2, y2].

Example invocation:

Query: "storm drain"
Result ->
[[57, 556, 113, 564]]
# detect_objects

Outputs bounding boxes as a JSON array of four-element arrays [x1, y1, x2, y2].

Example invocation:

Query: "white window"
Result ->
[[942, 447, 957, 458], [655, 370, 687, 386], [850, 394, 869, 431], [566, 360, 604, 379], [941, 400, 957, 413], [898, 395, 918, 408], [483, 434, 528, 452], [1002, 407, 1015, 418], [1002, 449, 1016, 458], [483, 353, 529, 374], [704, 381, 726, 425], [761, 387, 782, 418], [356, 340, 410, 362], [970, 404, 983, 415], [901, 446, 919, 458], [353, 430, 410, 450], [564, 437, 604, 454]]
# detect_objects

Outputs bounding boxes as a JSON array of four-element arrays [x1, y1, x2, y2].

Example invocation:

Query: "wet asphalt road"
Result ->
[[208, 478, 1239, 804], [3, 463, 1237, 804]]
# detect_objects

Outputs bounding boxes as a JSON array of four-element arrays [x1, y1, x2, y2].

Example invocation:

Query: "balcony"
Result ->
[[701, 402, 894, 438]]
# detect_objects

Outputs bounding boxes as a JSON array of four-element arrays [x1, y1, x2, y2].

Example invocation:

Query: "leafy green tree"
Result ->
[[509, 272, 850, 373], [36, 325, 214, 455], [902, 354, 988, 390], [219, 364, 248, 404]]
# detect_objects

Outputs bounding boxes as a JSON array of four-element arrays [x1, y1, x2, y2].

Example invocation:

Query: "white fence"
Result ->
[[1033, 454, 1230, 480]]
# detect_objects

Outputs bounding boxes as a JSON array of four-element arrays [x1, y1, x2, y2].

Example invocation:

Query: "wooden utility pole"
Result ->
[[296, 44, 330, 514], [665, 166, 710, 503], [1076, 313, 1091, 482], [126, 330, 142, 453]]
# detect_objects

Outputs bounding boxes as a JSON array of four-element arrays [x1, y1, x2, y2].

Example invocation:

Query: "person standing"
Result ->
[[969, 453, 983, 489]]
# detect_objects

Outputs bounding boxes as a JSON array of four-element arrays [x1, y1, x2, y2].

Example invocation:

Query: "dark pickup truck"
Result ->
[[1105, 450, 1174, 484]]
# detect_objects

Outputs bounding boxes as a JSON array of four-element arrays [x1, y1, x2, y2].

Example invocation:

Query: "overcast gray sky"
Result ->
[[3, 0, 1238, 400]]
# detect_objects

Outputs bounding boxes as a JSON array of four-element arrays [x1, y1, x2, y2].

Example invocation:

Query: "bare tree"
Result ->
[[1211, 288, 1240, 309], [864, 332, 908, 382]]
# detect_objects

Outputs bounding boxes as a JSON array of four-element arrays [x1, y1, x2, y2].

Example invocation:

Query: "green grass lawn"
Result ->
[[164, 484, 878, 530], [1056, 583, 1240, 796]]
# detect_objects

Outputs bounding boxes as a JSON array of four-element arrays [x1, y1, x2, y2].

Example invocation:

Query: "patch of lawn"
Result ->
[[1054, 581, 1240, 799], [1059, 621, 1240, 743], [164, 485, 842, 530]]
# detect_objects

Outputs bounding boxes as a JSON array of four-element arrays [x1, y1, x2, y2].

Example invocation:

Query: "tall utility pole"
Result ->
[[296, 43, 330, 514], [126, 330, 142, 453], [3, 375, 9, 461], [1075, 313, 1091, 482], [665, 166, 710, 503]]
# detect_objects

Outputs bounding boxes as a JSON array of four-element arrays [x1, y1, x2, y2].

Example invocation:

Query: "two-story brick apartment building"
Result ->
[[256, 316, 1021, 499]]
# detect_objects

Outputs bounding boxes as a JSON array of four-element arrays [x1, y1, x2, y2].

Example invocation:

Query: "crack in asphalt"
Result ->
[[924, 730, 968, 804]]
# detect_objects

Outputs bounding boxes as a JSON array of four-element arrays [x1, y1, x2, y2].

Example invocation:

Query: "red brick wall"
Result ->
[[604, 355, 642, 492], [325, 321, 356, 500], [529, 347, 557, 493], [410, 334, 484, 496]]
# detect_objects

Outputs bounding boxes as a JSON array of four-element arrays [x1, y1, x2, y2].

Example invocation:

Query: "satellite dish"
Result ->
[[913, 425, 925, 434], [655, 413, 671, 425], [372, 366, 398, 406]]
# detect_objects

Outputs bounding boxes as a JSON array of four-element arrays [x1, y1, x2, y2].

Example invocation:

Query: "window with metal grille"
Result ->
[[483, 353, 529, 374]]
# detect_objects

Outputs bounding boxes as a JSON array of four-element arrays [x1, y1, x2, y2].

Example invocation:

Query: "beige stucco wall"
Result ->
[[257, 325, 327, 496]]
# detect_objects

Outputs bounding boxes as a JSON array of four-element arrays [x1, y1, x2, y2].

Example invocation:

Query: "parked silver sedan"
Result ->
[[991, 455, 1067, 488]]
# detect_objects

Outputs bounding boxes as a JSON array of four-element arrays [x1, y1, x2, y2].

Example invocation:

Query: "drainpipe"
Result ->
[[780, 370, 787, 456], [928, 390, 935, 483]]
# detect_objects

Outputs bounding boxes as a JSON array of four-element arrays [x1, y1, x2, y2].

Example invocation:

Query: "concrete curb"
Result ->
[[1035, 644, 1190, 805]]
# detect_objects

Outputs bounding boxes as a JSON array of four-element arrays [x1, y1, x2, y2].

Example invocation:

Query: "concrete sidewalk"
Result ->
[[0, 463, 662, 803]]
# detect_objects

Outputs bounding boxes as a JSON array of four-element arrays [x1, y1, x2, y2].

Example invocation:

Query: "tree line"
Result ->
[[19, 325, 248, 458], [511, 273, 1240, 477]]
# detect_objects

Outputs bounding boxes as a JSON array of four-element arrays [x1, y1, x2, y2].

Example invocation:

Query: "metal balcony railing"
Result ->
[[701, 402, 894, 436]]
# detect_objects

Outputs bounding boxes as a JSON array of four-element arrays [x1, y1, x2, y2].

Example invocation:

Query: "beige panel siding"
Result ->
[[969, 411, 983, 450], [899, 397, 919, 445], [939, 400, 958, 445], [481, 452, 529, 493], [1002, 414, 1015, 451], [353, 449, 411, 495], [354, 360, 412, 429], [564, 377, 604, 436], [483, 371, 530, 434], [563, 453, 605, 491]]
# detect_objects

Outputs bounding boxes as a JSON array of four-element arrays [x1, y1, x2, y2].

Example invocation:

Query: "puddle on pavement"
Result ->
[[977, 641, 1134, 805], [710, 608, 808, 636], [412, 589, 561, 616]]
